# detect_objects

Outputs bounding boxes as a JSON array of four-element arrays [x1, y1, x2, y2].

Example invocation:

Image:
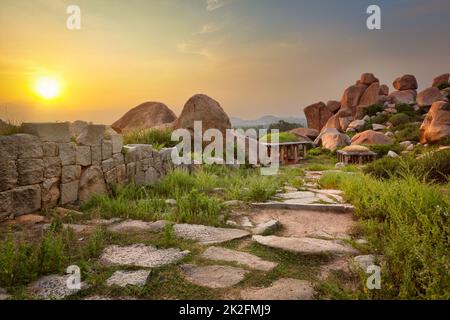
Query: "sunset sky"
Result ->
[[1, 0, 450, 124]]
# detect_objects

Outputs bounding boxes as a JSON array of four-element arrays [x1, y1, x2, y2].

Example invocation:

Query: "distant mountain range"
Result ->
[[230, 115, 306, 128]]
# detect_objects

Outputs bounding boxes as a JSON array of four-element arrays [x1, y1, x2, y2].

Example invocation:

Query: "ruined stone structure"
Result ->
[[0, 122, 176, 221]]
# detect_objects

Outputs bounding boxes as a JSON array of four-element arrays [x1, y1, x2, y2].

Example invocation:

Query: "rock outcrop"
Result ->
[[340, 83, 368, 116], [174, 94, 231, 141], [290, 128, 319, 140], [351, 130, 393, 145], [419, 101, 450, 144], [304, 102, 333, 132], [393, 75, 418, 91], [416, 87, 444, 108], [112, 102, 177, 133], [323, 109, 353, 132], [432, 73, 450, 88]]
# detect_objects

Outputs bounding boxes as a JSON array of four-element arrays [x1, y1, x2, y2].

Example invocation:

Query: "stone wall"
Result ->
[[0, 122, 176, 221]]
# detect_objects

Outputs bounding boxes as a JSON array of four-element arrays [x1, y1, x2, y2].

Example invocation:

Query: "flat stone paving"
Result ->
[[201, 246, 278, 272], [100, 244, 189, 268], [181, 264, 249, 288], [107, 220, 167, 233], [28, 275, 89, 300], [240, 278, 315, 300], [106, 270, 151, 287], [173, 224, 250, 245], [253, 235, 358, 255]]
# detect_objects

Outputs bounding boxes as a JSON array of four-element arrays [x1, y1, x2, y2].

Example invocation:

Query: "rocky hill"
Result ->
[[302, 73, 450, 152], [112, 102, 177, 133]]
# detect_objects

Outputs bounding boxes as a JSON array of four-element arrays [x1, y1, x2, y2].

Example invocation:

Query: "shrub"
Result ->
[[368, 144, 404, 157], [395, 123, 420, 142], [173, 189, 226, 225], [364, 149, 450, 183], [363, 104, 384, 117], [389, 113, 411, 127], [0, 120, 21, 136], [437, 82, 450, 90], [335, 173, 450, 299], [307, 148, 332, 157], [123, 128, 175, 150], [372, 114, 389, 124]]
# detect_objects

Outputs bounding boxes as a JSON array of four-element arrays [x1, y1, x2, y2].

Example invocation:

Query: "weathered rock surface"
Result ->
[[432, 73, 450, 88], [340, 83, 368, 115], [21, 123, 71, 143], [252, 219, 280, 236], [76, 124, 105, 146], [351, 130, 393, 145], [173, 224, 250, 244], [290, 128, 319, 140], [28, 275, 88, 299], [106, 270, 151, 287], [100, 244, 189, 268], [181, 264, 248, 288], [388, 90, 417, 104], [253, 235, 358, 255], [416, 87, 444, 108], [201, 246, 277, 271], [112, 102, 177, 133], [326, 100, 341, 113], [359, 82, 381, 106], [360, 73, 379, 86], [78, 166, 107, 202], [323, 109, 353, 132], [107, 220, 167, 233], [304, 102, 333, 131], [321, 132, 350, 152], [393, 74, 418, 91], [174, 94, 231, 142], [419, 101, 450, 144], [240, 278, 315, 300]]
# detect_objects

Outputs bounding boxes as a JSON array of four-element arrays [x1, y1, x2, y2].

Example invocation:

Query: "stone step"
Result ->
[[201, 246, 278, 272], [100, 244, 189, 268], [106, 270, 151, 287], [173, 224, 250, 245], [181, 264, 248, 288], [240, 278, 315, 300], [107, 219, 167, 233], [253, 235, 358, 255], [252, 202, 354, 213]]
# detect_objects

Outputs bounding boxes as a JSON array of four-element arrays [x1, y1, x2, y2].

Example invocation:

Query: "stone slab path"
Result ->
[[240, 278, 315, 300], [201, 246, 278, 272], [181, 264, 249, 288], [107, 220, 167, 233], [173, 224, 250, 245], [253, 235, 358, 255], [28, 275, 89, 300], [100, 244, 189, 268], [106, 270, 151, 287]]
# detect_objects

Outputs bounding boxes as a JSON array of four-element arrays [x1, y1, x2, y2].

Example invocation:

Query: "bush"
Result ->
[[368, 144, 404, 157], [173, 189, 226, 225], [268, 120, 303, 132], [389, 113, 411, 127], [364, 104, 384, 117], [395, 123, 420, 142], [334, 173, 450, 299], [372, 114, 389, 124], [123, 128, 175, 150], [364, 149, 450, 183]]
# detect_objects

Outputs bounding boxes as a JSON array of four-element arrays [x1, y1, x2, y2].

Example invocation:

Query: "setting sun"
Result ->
[[34, 76, 62, 100]]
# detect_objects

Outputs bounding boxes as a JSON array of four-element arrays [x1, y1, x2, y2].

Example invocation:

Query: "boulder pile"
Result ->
[[303, 72, 450, 151]]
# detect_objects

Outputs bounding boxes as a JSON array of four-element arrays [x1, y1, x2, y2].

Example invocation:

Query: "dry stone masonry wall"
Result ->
[[0, 122, 176, 221]]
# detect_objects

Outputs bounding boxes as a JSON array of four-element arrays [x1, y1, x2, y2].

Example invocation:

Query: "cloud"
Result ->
[[206, 0, 230, 11], [195, 24, 221, 35]]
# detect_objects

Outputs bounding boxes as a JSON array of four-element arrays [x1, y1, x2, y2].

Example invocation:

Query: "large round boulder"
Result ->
[[321, 132, 350, 152], [323, 109, 353, 132], [174, 94, 231, 139], [112, 102, 177, 133], [432, 73, 450, 88], [416, 87, 444, 108], [304, 102, 333, 132], [388, 90, 417, 105], [340, 83, 368, 115], [419, 101, 450, 144], [393, 75, 418, 91], [360, 73, 379, 86], [290, 128, 319, 140], [351, 130, 393, 145], [359, 82, 381, 106]]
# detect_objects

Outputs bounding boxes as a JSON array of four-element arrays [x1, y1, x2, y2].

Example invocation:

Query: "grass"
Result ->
[[123, 127, 175, 150], [260, 132, 299, 143], [318, 171, 450, 299], [0, 120, 22, 136]]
